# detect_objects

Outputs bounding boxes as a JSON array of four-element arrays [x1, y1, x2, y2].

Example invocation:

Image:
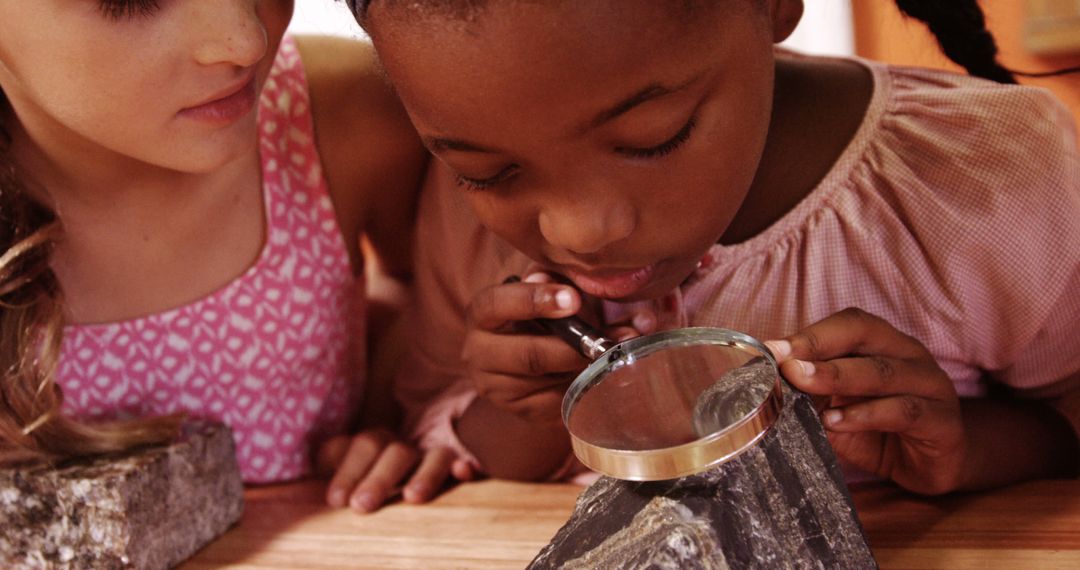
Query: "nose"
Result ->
[[191, 0, 268, 68], [538, 190, 635, 255]]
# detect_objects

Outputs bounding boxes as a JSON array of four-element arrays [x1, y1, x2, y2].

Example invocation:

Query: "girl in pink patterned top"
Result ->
[[351, 0, 1080, 494], [0, 2, 449, 512]]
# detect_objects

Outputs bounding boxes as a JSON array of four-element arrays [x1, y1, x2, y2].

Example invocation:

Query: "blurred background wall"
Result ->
[[853, 1, 1080, 129]]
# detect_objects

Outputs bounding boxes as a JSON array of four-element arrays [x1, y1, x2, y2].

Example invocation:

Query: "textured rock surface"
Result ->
[[0, 421, 244, 569], [531, 387, 877, 569]]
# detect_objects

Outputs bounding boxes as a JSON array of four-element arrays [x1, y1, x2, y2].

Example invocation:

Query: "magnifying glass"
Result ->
[[507, 276, 784, 481]]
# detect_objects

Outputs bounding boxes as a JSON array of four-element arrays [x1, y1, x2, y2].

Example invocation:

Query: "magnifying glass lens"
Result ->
[[562, 328, 782, 480]]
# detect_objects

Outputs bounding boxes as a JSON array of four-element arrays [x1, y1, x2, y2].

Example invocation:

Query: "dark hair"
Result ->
[[0, 95, 181, 466], [893, 0, 1016, 84], [350, 0, 1026, 85]]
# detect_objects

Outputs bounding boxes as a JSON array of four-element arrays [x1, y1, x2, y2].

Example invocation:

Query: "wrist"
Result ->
[[457, 397, 571, 481], [956, 397, 1078, 491]]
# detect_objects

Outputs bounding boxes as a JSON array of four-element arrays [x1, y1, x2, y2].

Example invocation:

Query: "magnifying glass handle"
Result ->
[[503, 275, 614, 360]]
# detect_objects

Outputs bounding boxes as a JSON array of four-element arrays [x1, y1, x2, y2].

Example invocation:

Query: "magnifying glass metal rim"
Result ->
[[561, 327, 784, 481]]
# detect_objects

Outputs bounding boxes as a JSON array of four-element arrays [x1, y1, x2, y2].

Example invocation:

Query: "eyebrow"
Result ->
[[587, 75, 701, 131]]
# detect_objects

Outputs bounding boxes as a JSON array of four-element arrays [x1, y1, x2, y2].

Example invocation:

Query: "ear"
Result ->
[[769, 0, 803, 43]]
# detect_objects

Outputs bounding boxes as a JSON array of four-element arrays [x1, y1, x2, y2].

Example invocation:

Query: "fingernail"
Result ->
[[632, 313, 655, 334], [555, 289, 574, 310], [798, 359, 815, 377], [404, 483, 428, 503], [823, 409, 843, 426], [328, 488, 346, 507], [350, 492, 377, 512], [523, 272, 548, 283], [765, 340, 791, 360]]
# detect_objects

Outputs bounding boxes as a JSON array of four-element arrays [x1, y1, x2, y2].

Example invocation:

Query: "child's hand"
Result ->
[[461, 271, 656, 423], [316, 429, 472, 513], [766, 308, 966, 495], [461, 273, 590, 423]]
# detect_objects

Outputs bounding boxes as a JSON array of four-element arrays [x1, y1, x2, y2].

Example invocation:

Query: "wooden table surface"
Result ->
[[183, 478, 1080, 569]]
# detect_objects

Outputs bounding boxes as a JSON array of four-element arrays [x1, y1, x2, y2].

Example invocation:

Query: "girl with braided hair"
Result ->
[[0, 1, 457, 514], [348, 0, 1080, 494]]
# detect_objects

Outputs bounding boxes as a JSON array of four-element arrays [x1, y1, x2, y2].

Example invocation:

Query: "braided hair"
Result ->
[[893, 0, 1016, 84]]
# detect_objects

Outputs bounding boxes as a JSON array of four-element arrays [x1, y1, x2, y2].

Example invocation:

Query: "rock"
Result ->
[[530, 387, 877, 569], [0, 420, 244, 570]]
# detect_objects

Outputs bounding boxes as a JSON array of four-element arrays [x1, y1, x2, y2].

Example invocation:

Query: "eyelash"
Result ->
[[618, 117, 697, 159], [455, 167, 517, 192], [453, 116, 698, 191], [99, 0, 161, 20]]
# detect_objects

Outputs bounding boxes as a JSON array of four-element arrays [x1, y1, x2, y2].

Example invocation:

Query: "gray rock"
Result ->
[[530, 387, 877, 569], [0, 421, 244, 570]]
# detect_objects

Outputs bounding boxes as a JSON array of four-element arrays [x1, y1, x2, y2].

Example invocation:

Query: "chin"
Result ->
[[176, 133, 258, 173]]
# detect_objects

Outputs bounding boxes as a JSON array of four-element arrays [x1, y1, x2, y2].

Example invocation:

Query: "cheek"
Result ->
[[689, 82, 773, 212], [467, 194, 542, 252]]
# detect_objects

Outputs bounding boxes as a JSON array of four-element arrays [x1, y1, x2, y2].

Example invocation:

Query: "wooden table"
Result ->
[[184, 478, 1080, 569]]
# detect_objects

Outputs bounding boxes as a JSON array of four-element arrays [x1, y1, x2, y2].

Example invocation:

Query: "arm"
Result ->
[[293, 35, 437, 511], [294, 34, 427, 279], [456, 397, 572, 481], [958, 383, 1078, 491]]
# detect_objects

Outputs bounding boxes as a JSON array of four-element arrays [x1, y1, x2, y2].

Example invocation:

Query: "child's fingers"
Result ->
[[451, 458, 476, 481], [606, 326, 639, 342], [821, 395, 960, 437], [781, 353, 954, 401], [313, 434, 351, 476], [325, 430, 391, 508], [766, 307, 927, 363], [604, 308, 657, 341], [467, 281, 581, 331], [462, 330, 586, 376], [605, 308, 657, 335], [402, 448, 455, 504], [347, 440, 420, 513], [521, 271, 555, 284]]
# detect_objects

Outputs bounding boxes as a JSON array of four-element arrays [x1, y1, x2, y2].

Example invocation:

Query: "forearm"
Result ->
[[455, 397, 572, 481], [361, 298, 409, 431], [959, 396, 1079, 491]]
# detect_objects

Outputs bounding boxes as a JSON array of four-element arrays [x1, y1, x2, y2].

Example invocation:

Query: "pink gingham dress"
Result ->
[[57, 37, 361, 483]]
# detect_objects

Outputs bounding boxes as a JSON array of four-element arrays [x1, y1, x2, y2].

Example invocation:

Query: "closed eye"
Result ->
[[99, 0, 161, 20], [454, 164, 519, 192], [616, 117, 697, 159]]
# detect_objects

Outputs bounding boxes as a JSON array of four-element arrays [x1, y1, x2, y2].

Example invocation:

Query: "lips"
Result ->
[[561, 263, 658, 300], [178, 75, 257, 124]]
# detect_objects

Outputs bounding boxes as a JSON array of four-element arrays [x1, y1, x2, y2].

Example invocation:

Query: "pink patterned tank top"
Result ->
[[57, 37, 361, 483]]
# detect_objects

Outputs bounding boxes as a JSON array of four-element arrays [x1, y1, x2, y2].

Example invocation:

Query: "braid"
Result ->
[[894, 0, 1016, 84], [0, 95, 181, 467]]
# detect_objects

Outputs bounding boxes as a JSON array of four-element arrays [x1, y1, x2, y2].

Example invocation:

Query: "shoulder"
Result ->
[[877, 63, 1078, 171], [845, 61, 1079, 217], [864, 63, 1080, 252], [849, 65, 1080, 369], [293, 35, 427, 276]]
